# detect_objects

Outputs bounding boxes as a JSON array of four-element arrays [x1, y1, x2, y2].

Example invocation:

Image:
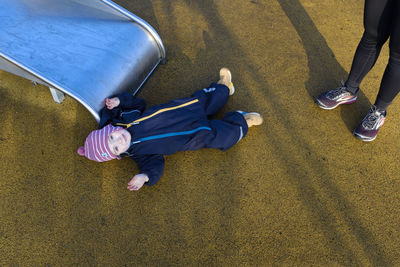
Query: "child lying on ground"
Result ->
[[77, 68, 263, 191]]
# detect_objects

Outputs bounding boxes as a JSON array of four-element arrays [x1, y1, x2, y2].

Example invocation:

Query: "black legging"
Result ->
[[345, 0, 400, 111]]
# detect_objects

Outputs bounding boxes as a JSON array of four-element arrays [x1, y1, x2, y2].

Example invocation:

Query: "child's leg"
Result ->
[[205, 111, 249, 151], [192, 83, 230, 116], [192, 68, 235, 116]]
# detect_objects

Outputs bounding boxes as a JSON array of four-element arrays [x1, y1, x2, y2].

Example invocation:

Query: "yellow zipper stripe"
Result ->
[[134, 99, 199, 123], [115, 99, 199, 128]]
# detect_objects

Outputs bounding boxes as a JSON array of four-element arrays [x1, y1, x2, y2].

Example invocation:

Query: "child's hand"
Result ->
[[105, 97, 120, 109], [127, 174, 149, 191]]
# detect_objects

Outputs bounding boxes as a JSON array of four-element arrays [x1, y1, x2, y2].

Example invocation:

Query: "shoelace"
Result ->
[[327, 86, 349, 99], [362, 106, 383, 130]]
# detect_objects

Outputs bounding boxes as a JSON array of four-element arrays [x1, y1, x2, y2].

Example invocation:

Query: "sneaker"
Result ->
[[315, 84, 358, 110], [218, 67, 235, 95], [243, 112, 263, 127], [353, 105, 386, 142]]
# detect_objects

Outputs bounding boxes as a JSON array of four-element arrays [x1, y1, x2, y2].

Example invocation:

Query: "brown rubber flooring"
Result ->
[[1, 0, 399, 265]]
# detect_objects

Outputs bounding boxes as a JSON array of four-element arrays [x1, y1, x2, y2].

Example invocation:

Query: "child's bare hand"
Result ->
[[105, 97, 120, 109], [127, 174, 149, 191]]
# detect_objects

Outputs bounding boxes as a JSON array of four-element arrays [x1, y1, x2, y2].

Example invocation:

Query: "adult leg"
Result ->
[[315, 0, 393, 110], [345, 0, 394, 93], [353, 2, 399, 141], [374, 1, 400, 111]]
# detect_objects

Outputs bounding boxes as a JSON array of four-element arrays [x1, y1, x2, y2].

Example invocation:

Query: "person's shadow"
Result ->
[[277, 0, 372, 132]]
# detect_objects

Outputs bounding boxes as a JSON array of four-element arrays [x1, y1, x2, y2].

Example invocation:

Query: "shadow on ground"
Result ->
[[0, 0, 399, 266]]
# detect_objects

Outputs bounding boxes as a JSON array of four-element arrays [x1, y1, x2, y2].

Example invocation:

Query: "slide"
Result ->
[[0, 0, 166, 121]]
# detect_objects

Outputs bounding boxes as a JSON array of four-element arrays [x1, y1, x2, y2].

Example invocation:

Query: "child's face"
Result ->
[[107, 128, 131, 155]]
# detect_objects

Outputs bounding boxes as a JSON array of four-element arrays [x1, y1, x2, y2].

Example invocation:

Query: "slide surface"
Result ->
[[0, 0, 165, 121]]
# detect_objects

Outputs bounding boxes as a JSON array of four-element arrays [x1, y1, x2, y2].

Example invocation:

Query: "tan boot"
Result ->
[[217, 67, 235, 95], [244, 112, 263, 127]]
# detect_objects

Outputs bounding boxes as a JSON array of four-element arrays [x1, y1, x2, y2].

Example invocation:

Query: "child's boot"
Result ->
[[218, 67, 235, 95], [244, 112, 263, 127]]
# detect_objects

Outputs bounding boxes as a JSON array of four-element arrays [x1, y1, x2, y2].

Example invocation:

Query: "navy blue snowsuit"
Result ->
[[98, 83, 248, 186]]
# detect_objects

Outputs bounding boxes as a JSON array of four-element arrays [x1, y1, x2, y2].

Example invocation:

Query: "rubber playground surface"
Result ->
[[1, 0, 399, 265]]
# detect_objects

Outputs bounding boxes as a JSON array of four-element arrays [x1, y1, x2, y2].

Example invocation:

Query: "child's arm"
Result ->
[[127, 174, 149, 191], [109, 92, 146, 111], [129, 154, 165, 188], [99, 92, 146, 128], [105, 97, 120, 109]]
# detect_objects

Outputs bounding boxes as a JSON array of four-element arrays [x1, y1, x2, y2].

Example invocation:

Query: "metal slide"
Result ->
[[0, 0, 166, 121]]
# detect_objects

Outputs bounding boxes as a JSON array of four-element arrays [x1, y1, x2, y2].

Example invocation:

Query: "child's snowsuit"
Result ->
[[99, 83, 248, 185]]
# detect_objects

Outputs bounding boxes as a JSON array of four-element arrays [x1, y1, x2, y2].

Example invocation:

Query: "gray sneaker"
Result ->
[[316, 85, 358, 110], [353, 105, 386, 142]]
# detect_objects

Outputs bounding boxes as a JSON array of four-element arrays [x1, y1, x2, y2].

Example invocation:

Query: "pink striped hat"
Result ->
[[77, 124, 123, 162]]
